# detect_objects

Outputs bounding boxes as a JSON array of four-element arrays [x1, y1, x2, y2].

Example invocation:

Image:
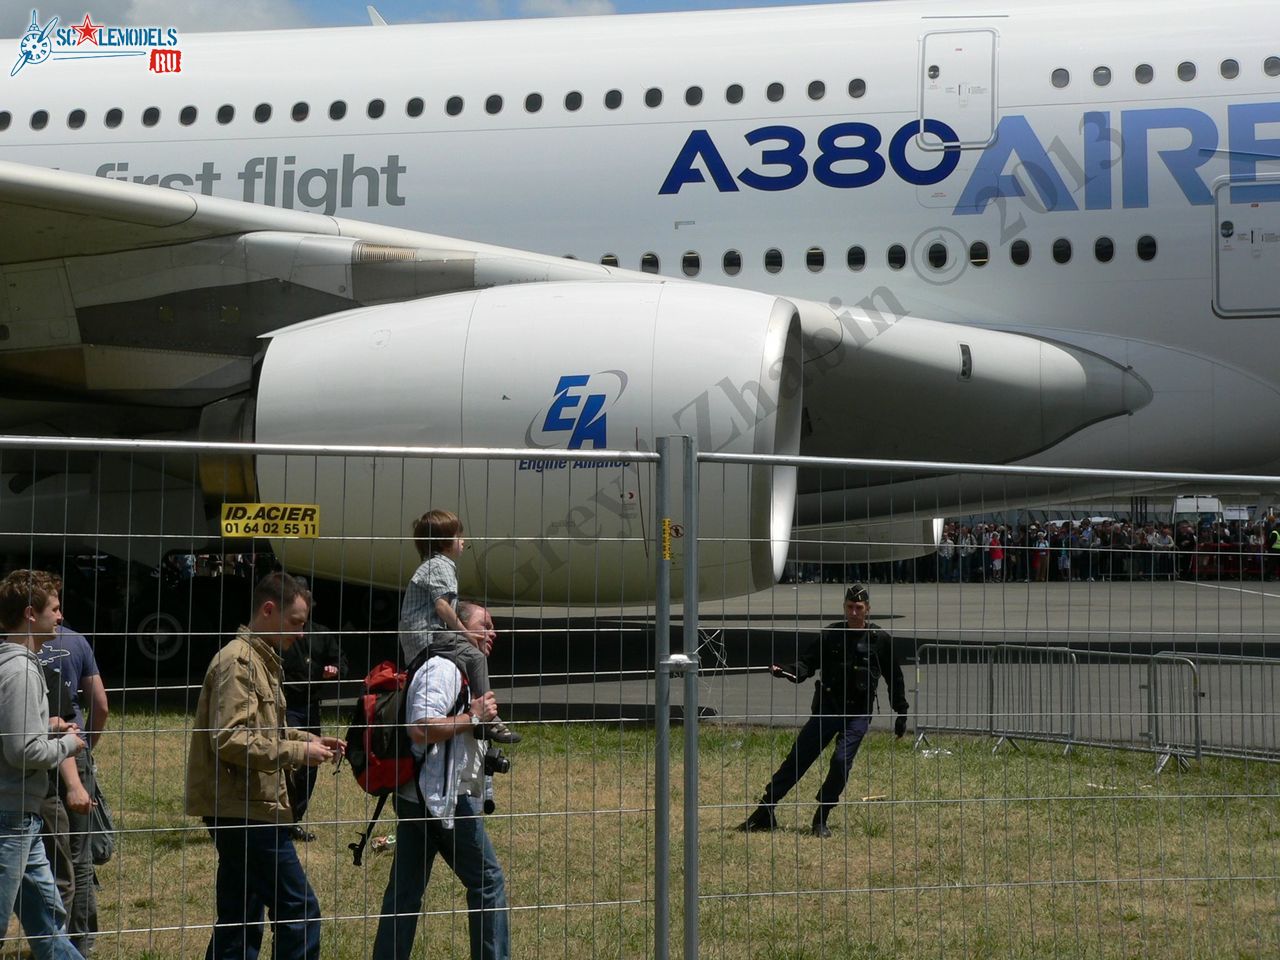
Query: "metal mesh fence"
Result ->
[[1, 436, 1278, 959]]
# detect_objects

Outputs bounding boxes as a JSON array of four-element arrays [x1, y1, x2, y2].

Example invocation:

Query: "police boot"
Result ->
[[736, 803, 778, 833], [811, 806, 833, 839]]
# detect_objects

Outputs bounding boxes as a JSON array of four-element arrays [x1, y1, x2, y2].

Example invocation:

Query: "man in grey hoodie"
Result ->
[[0, 569, 86, 960]]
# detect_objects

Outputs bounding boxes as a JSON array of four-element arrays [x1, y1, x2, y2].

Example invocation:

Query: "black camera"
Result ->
[[483, 748, 511, 775]]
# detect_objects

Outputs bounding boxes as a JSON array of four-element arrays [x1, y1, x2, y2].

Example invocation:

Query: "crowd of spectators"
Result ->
[[788, 516, 1280, 585]]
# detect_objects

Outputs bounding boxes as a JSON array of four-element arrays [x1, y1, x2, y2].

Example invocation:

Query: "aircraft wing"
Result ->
[[0, 159, 1149, 467], [0, 160, 629, 432]]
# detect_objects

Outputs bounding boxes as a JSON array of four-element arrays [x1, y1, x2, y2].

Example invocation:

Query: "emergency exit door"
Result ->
[[919, 29, 997, 149], [1214, 174, 1280, 317]]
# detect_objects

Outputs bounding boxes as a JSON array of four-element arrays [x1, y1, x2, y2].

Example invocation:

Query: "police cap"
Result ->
[[844, 583, 870, 604]]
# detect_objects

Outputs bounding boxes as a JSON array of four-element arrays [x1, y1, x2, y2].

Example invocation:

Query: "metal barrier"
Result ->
[[6, 434, 1280, 958], [911, 643, 1234, 771]]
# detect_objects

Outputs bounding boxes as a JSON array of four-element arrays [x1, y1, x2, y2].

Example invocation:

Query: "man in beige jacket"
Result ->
[[185, 572, 344, 960]]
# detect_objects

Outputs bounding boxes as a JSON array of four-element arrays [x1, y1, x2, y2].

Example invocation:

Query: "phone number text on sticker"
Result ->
[[221, 503, 320, 539]]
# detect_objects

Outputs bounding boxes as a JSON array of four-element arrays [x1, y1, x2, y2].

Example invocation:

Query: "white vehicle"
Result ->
[[1, 0, 1279, 602], [1172, 495, 1225, 528]]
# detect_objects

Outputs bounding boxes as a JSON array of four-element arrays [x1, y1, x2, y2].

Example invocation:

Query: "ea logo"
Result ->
[[525, 371, 629, 450]]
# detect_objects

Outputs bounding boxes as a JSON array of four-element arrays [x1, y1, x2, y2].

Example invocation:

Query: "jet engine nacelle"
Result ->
[[254, 281, 803, 604]]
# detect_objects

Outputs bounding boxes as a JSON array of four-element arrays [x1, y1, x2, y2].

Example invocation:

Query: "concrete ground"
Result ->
[[499, 580, 1280, 749]]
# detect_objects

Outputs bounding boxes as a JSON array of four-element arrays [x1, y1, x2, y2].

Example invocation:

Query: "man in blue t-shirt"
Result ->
[[38, 619, 108, 957]]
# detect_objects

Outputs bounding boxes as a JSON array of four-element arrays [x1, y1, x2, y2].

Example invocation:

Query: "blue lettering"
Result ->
[[568, 393, 607, 449], [1082, 111, 1113, 210], [1121, 107, 1217, 208], [954, 115, 1078, 214], [737, 126, 808, 191], [1228, 102, 1280, 204], [888, 120, 961, 186], [543, 375, 589, 432], [812, 122, 885, 188], [658, 130, 739, 195]]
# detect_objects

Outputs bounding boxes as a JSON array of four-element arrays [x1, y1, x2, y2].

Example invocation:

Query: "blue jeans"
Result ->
[[0, 811, 85, 960], [764, 712, 873, 810], [203, 819, 321, 960], [372, 795, 509, 960]]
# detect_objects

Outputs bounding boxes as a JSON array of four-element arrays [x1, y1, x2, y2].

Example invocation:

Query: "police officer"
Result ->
[[737, 583, 909, 838]]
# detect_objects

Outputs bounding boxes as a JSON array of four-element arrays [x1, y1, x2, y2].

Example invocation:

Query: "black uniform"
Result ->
[[757, 620, 909, 824]]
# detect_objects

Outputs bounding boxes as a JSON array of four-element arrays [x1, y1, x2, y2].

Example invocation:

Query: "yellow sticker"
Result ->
[[661, 518, 673, 561], [221, 503, 320, 539]]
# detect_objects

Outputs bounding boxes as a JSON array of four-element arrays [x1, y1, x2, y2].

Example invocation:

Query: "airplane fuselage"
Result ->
[[3, 0, 1280, 476]]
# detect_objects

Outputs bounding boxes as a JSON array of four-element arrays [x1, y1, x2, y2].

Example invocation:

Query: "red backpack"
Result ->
[[343, 650, 467, 864]]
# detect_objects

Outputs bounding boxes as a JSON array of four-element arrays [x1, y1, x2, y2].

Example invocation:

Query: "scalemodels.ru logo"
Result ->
[[10, 9, 182, 77]]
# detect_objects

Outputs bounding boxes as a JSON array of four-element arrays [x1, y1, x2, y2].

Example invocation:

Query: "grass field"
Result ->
[[5, 704, 1279, 960]]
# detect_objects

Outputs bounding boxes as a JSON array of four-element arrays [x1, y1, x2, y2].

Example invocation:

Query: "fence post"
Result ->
[[654, 436, 673, 960], [681, 435, 700, 960]]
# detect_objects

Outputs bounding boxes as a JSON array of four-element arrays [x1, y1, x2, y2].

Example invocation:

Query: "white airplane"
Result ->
[[1, 0, 1278, 604]]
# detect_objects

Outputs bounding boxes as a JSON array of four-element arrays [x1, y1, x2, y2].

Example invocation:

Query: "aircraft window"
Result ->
[[806, 247, 825, 272], [565, 91, 583, 111], [848, 78, 866, 98], [1052, 238, 1072, 264], [887, 244, 906, 270], [1135, 63, 1154, 84], [106, 107, 124, 128], [1220, 59, 1240, 79], [485, 95, 502, 115], [1093, 66, 1111, 86], [525, 93, 543, 113], [1267, 57, 1280, 77], [68, 108, 86, 129], [808, 80, 825, 101], [726, 83, 744, 104], [291, 102, 309, 122], [1051, 68, 1069, 88], [407, 97, 424, 117], [1010, 240, 1031, 265], [0, 111, 9, 131], [764, 248, 784, 273], [847, 245, 866, 271], [368, 99, 386, 119], [604, 89, 623, 109], [1095, 237, 1115, 262], [141, 107, 159, 127], [31, 110, 48, 130], [959, 343, 973, 381], [1137, 235, 1158, 261], [254, 103, 272, 123], [685, 86, 703, 106], [682, 251, 700, 276], [645, 88, 663, 108], [927, 242, 948, 269], [1178, 61, 1196, 82], [640, 252, 660, 273], [766, 82, 784, 102], [179, 105, 197, 125], [723, 250, 742, 275], [969, 241, 989, 267], [330, 100, 347, 120], [601, 253, 619, 267], [446, 96, 464, 116]]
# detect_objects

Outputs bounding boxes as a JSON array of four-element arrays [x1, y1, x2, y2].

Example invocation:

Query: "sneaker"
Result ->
[[478, 719, 522, 744], [735, 806, 778, 832]]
